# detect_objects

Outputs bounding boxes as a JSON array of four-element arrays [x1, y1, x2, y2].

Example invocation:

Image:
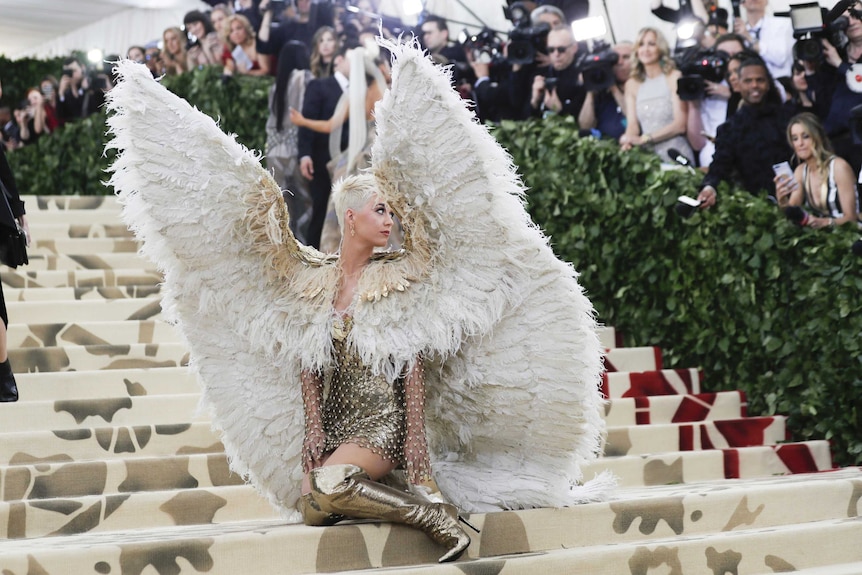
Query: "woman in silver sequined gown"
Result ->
[[296, 174, 471, 563], [619, 27, 694, 164]]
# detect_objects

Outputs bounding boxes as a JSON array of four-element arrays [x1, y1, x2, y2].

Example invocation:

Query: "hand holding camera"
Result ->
[[772, 161, 797, 207]]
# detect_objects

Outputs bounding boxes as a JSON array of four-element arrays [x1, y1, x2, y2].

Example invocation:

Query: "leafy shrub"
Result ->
[[7, 66, 272, 195], [494, 116, 862, 466]]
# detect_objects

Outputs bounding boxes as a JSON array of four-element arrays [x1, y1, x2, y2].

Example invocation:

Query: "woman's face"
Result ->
[[637, 32, 660, 66], [318, 32, 336, 59], [350, 196, 394, 248], [27, 90, 42, 107], [165, 31, 182, 54], [229, 19, 248, 45], [187, 21, 205, 40], [790, 123, 814, 161], [727, 60, 741, 92], [128, 47, 145, 63], [211, 9, 227, 33], [792, 67, 808, 92]]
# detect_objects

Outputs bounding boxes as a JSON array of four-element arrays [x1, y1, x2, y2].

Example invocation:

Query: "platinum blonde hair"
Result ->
[[332, 172, 379, 233]]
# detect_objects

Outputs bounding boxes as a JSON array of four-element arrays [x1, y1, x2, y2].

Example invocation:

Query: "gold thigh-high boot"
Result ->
[[309, 464, 471, 563], [298, 493, 345, 526]]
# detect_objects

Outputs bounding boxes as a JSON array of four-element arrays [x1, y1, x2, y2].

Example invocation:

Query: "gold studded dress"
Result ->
[[322, 315, 406, 463]]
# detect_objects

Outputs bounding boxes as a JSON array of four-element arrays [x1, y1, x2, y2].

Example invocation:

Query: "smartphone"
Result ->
[[772, 161, 796, 189], [675, 195, 702, 218]]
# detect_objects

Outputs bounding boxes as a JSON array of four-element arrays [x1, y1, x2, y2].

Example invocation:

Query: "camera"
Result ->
[[460, 27, 505, 65], [62, 68, 75, 78], [575, 41, 619, 92], [790, 2, 849, 62], [674, 48, 728, 101], [675, 195, 702, 218], [503, 2, 550, 66]]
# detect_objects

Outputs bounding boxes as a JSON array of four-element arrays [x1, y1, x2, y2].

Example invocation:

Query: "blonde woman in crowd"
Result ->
[[310, 26, 338, 79], [223, 14, 271, 76], [210, 3, 233, 37], [619, 27, 692, 164], [775, 113, 860, 229], [162, 27, 189, 75]]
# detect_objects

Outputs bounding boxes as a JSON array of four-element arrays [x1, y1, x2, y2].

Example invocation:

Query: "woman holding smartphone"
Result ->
[[774, 113, 860, 229]]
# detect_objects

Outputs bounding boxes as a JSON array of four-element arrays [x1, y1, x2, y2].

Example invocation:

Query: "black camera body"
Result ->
[[461, 27, 505, 66], [507, 22, 550, 66], [575, 42, 619, 92], [675, 48, 728, 101], [791, 3, 849, 62]]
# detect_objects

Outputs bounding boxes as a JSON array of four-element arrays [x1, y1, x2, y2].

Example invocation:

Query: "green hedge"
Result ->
[[494, 116, 862, 466], [6, 67, 861, 465], [6, 66, 272, 196]]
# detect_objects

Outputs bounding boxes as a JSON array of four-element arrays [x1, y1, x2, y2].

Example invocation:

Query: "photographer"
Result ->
[[421, 15, 466, 64], [803, 1, 862, 173], [526, 26, 586, 118], [57, 58, 99, 122], [578, 42, 632, 139], [257, 0, 334, 57]]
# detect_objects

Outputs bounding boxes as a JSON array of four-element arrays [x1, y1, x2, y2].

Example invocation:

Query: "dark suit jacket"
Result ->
[[297, 75, 348, 164], [0, 146, 25, 228]]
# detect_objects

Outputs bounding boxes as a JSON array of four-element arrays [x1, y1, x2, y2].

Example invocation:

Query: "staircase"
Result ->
[[0, 196, 860, 575]]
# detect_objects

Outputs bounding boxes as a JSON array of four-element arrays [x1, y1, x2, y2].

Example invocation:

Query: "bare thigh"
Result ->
[[301, 443, 398, 494]]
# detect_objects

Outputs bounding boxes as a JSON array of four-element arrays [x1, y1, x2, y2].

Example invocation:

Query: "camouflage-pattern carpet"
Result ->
[[0, 196, 859, 575]]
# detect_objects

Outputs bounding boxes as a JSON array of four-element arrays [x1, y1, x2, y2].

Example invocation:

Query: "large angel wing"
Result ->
[[106, 61, 338, 520], [348, 41, 612, 511]]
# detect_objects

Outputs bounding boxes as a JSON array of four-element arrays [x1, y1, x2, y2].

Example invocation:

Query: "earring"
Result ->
[[350, 224, 355, 237]]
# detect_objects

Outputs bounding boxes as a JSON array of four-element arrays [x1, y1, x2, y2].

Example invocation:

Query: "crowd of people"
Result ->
[[1, 0, 861, 241]]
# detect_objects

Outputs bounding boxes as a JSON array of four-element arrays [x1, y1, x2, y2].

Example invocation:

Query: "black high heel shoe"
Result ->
[[0, 372, 18, 402]]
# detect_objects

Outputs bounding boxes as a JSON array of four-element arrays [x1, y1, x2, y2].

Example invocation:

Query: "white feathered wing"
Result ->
[[106, 60, 338, 520], [351, 41, 612, 511]]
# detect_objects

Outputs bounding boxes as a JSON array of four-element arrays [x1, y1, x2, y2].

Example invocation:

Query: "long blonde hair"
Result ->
[[787, 112, 835, 185], [630, 27, 675, 82], [310, 26, 337, 78]]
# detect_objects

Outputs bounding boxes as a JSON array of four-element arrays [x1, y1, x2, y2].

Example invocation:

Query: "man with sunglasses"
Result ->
[[803, 1, 862, 173], [526, 26, 586, 119]]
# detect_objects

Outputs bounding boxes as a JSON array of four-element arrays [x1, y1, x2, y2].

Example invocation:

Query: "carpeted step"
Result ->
[[585, 441, 834, 486], [9, 341, 186, 373], [6, 298, 163, 323], [604, 346, 662, 372], [0, 468, 859, 574], [8, 321, 181, 349], [604, 416, 788, 456], [26, 222, 135, 240], [0, 421, 223, 466], [1, 268, 161, 289], [28, 238, 140, 255], [21, 253, 154, 271], [603, 368, 703, 398], [0, 485, 278, 540], [0, 453, 243, 502], [604, 391, 746, 426], [4, 285, 161, 302], [15, 367, 196, 401], [315, 518, 862, 575], [0, 394, 202, 433], [24, 195, 121, 211]]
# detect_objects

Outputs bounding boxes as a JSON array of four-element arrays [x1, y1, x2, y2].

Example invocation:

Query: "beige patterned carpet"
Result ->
[[0, 195, 859, 574]]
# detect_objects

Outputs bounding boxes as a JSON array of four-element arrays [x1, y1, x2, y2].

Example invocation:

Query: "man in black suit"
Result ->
[[298, 46, 350, 248]]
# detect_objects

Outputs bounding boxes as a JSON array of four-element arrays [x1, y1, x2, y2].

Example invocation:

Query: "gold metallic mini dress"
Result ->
[[322, 315, 406, 464]]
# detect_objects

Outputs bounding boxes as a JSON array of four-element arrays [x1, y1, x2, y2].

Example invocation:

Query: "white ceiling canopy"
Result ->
[[0, 0, 208, 60]]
